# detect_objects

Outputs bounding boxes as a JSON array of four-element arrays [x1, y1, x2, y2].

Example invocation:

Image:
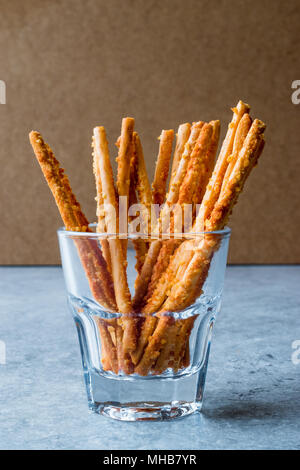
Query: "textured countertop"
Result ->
[[0, 265, 299, 450]]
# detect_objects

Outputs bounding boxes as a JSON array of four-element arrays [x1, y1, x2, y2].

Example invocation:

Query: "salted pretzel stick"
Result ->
[[137, 117, 266, 374], [152, 129, 174, 206], [29, 131, 116, 311], [116, 117, 135, 258], [194, 101, 250, 233], [169, 123, 191, 187], [93, 127, 136, 370]]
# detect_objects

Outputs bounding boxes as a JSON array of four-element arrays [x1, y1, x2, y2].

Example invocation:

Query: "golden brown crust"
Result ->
[[93, 127, 135, 364], [177, 123, 213, 210], [194, 101, 250, 232], [128, 140, 148, 273], [169, 123, 191, 187], [145, 239, 181, 303], [139, 112, 266, 375], [134, 316, 174, 375], [132, 239, 162, 311], [93, 127, 132, 313], [93, 141, 112, 273], [96, 318, 119, 373], [160, 121, 204, 233], [116, 118, 135, 257], [152, 129, 174, 206], [219, 113, 252, 199], [29, 131, 116, 312]]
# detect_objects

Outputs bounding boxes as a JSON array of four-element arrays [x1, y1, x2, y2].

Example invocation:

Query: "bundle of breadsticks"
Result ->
[[29, 100, 265, 376]]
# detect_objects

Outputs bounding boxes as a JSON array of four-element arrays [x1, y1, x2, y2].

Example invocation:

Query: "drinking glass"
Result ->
[[58, 225, 230, 421]]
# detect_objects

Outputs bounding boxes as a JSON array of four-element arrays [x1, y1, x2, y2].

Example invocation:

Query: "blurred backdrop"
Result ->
[[0, 0, 299, 264]]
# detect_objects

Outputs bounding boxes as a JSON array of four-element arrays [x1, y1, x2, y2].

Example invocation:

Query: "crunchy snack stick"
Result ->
[[152, 129, 174, 206], [93, 127, 136, 371], [137, 115, 266, 375], [29, 131, 116, 311], [93, 145, 112, 273], [29, 131, 119, 372], [133, 121, 204, 311], [194, 100, 250, 233], [116, 117, 135, 257], [143, 122, 218, 315], [160, 121, 204, 233], [169, 123, 191, 187], [128, 150, 148, 273]]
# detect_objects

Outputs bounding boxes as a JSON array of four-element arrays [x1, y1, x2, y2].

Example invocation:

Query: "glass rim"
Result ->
[[57, 223, 231, 239]]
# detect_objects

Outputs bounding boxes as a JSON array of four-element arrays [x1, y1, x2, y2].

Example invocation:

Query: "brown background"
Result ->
[[0, 0, 299, 264]]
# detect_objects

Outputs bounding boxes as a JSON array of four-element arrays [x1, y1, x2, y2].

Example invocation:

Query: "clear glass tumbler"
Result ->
[[58, 226, 230, 421]]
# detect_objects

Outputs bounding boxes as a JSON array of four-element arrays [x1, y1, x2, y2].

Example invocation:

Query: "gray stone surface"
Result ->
[[0, 266, 299, 450]]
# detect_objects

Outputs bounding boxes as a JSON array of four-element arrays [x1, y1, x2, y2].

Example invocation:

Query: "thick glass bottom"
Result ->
[[84, 366, 207, 421], [93, 401, 202, 421]]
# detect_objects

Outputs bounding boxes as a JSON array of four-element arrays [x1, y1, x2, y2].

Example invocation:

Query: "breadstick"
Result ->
[[152, 129, 174, 206], [132, 239, 162, 311], [143, 124, 214, 314], [219, 113, 252, 200], [145, 238, 181, 303], [138, 116, 266, 375], [165, 120, 266, 311], [96, 318, 119, 373], [29, 131, 116, 312], [205, 120, 221, 180], [128, 142, 148, 273], [134, 315, 174, 376], [169, 123, 191, 187], [116, 117, 135, 257], [152, 321, 179, 374], [194, 101, 250, 233], [93, 146, 112, 273], [152, 105, 249, 307], [93, 127, 132, 312], [133, 120, 206, 361], [93, 127, 137, 363], [133, 132, 152, 209], [206, 119, 265, 231], [174, 123, 213, 231], [160, 121, 204, 233], [133, 122, 203, 310]]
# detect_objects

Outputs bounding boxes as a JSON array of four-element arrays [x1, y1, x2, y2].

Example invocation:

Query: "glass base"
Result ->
[[84, 366, 207, 421], [93, 401, 202, 421]]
